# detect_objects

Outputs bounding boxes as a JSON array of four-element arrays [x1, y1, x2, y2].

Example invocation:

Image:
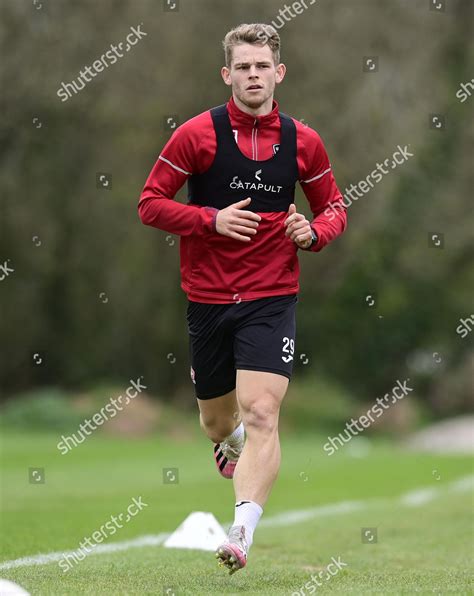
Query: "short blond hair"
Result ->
[[222, 23, 281, 68]]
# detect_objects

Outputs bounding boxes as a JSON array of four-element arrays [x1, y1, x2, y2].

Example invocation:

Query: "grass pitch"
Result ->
[[0, 430, 473, 594]]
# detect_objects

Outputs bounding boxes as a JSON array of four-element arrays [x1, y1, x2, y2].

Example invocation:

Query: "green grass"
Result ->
[[0, 430, 473, 594]]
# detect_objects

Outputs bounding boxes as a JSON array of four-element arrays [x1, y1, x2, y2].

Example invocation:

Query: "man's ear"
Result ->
[[275, 63, 286, 85], [221, 66, 232, 86]]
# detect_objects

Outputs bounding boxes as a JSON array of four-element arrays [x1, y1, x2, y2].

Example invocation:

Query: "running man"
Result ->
[[138, 23, 347, 574]]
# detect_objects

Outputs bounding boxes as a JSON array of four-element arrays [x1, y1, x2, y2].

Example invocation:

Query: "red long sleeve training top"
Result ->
[[138, 96, 347, 303]]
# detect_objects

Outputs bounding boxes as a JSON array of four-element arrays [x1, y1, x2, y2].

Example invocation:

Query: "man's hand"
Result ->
[[284, 203, 313, 249], [215, 197, 261, 242]]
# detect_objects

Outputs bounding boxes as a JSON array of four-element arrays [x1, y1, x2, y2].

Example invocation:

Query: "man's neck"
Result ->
[[232, 93, 274, 117]]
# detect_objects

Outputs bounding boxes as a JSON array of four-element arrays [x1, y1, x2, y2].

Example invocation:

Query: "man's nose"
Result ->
[[248, 65, 259, 78]]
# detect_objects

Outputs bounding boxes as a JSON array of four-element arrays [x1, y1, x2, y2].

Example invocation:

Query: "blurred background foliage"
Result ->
[[0, 0, 472, 425]]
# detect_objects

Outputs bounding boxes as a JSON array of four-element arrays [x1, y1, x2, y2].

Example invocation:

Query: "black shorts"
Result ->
[[186, 294, 298, 400]]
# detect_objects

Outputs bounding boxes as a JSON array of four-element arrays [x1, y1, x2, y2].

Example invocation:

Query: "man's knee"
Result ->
[[199, 412, 236, 442], [240, 394, 281, 434], [236, 371, 287, 434]]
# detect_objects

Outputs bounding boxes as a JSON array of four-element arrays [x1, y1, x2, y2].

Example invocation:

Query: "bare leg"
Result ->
[[197, 389, 241, 443], [233, 370, 288, 507]]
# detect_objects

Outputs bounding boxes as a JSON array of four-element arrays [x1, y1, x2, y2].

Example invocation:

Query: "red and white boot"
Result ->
[[213, 422, 245, 479], [215, 525, 248, 574], [213, 440, 242, 479]]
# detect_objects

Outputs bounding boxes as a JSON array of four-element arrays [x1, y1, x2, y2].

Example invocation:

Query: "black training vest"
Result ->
[[187, 104, 299, 213]]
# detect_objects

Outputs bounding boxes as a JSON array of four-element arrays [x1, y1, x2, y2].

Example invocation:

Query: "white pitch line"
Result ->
[[0, 534, 169, 571], [399, 487, 439, 507], [256, 500, 364, 529], [400, 474, 474, 508], [450, 474, 474, 493], [1, 475, 472, 571]]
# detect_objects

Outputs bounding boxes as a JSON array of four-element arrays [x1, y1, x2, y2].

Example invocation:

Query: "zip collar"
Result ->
[[227, 95, 280, 128]]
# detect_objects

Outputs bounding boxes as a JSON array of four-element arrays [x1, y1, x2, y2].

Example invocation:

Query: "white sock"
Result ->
[[233, 500, 263, 549], [225, 421, 245, 447]]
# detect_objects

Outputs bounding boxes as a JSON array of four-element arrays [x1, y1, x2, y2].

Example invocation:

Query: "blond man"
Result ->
[[139, 23, 346, 574]]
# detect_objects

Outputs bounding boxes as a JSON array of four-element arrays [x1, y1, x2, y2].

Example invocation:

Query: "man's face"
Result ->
[[221, 43, 286, 110]]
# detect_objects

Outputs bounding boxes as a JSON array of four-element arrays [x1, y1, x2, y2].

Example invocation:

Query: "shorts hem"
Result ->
[[196, 384, 236, 400], [235, 365, 292, 380]]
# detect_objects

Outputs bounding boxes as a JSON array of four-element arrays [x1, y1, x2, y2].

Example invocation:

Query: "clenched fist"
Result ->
[[284, 203, 313, 249], [215, 197, 261, 242]]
